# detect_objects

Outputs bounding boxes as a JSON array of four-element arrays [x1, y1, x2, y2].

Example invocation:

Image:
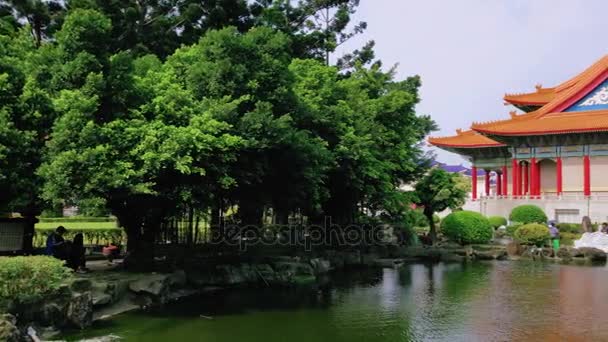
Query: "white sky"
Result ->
[[337, 0, 608, 165]]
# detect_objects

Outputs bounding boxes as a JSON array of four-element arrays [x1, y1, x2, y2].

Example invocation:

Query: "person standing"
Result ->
[[548, 221, 560, 252]]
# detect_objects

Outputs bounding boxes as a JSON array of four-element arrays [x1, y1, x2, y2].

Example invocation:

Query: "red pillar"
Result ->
[[518, 162, 523, 195], [556, 157, 563, 195], [530, 158, 537, 197], [584, 155, 591, 197], [523, 162, 529, 195], [497, 172, 502, 196], [512, 159, 519, 196], [537, 161, 542, 196], [471, 166, 478, 200], [485, 170, 491, 196], [502, 165, 508, 196]]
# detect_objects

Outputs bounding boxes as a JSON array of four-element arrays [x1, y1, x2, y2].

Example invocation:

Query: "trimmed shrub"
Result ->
[[514, 223, 551, 246], [441, 211, 493, 244], [488, 216, 507, 229], [557, 223, 581, 234], [38, 216, 116, 223], [560, 232, 581, 246], [506, 222, 523, 236], [0, 256, 71, 307], [34, 227, 124, 248], [509, 205, 547, 224]]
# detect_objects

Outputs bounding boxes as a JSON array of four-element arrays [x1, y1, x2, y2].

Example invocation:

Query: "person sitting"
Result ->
[[46, 226, 68, 260], [102, 242, 120, 265], [68, 233, 87, 273], [601, 223, 608, 234]]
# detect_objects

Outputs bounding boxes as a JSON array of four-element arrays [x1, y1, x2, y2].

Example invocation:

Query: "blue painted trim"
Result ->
[[565, 79, 608, 112]]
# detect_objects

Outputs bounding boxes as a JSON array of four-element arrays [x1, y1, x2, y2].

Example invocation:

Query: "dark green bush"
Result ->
[[509, 205, 547, 224], [441, 211, 493, 244], [556, 223, 581, 234], [514, 223, 550, 246], [488, 216, 507, 229], [404, 209, 429, 228], [0, 256, 71, 307]]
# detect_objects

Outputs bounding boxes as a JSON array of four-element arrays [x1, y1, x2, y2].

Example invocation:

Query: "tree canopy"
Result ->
[[0, 1, 437, 266]]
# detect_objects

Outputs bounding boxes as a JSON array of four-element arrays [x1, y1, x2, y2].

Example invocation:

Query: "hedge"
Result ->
[[514, 223, 550, 247], [560, 232, 582, 246], [506, 222, 523, 236], [441, 211, 493, 245], [0, 256, 71, 307], [34, 227, 124, 248], [509, 205, 548, 224], [488, 216, 507, 229], [38, 216, 116, 223]]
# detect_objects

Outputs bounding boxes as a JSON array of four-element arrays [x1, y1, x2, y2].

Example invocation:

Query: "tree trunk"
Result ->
[[424, 208, 437, 245]]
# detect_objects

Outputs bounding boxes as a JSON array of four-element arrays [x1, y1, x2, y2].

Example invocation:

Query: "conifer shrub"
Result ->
[[441, 211, 493, 244], [509, 205, 547, 224], [514, 223, 551, 247]]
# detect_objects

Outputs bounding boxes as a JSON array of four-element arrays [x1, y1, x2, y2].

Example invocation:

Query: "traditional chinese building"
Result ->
[[429, 55, 608, 223]]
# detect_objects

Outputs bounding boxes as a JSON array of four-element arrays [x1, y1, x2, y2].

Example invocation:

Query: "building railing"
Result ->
[[474, 192, 608, 201]]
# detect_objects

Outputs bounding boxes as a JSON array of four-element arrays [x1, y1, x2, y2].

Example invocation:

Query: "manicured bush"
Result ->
[[560, 232, 582, 246], [506, 222, 523, 236], [488, 216, 507, 229], [38, 216, 116, 223], [34, 227, 124, 248], [0, 256, 71, 307], [514, 223, 551, 246], [441, 211, 493, 244], [509, 205, 547, 224], [556, 223, 581, 234]]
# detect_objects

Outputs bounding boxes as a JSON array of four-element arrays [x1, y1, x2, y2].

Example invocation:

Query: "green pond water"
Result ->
[[64, 261, 608, 341]]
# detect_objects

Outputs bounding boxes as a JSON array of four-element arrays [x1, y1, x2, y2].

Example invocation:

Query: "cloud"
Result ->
[[338, 0, 608, 164]]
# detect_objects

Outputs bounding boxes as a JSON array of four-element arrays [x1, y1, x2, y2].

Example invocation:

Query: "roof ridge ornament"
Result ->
[[456, 128, 463, 135], [509, 111, 518, 118], [535, 84, 543, 92]]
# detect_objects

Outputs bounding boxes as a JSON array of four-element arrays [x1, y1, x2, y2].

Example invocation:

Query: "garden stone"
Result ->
[[67, 292, 93, 329], [129, 274, 170, 297], [92, 293, 113, 307], [557, 247, 573, 260], [41, 302, 68, 327], [0, 314, 21, 342], [577, 247, 607, 262], [506, 242, 523, 256], [343, 251, 362, 266], [168, 270, 187, 287], [70, 278, 93, 293], [310, 258, 331, 274]]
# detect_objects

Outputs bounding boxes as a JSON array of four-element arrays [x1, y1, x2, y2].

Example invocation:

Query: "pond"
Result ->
[[64, 261, 608, 341]]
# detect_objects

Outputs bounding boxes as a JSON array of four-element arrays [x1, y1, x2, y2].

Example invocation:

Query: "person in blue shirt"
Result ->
[[46, 226, 68, 260]]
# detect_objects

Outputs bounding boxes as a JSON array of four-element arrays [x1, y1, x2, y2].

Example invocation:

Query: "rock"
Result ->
[[360, 254, 380, 267], [70, 278, 93, 293], [372, 258, 405, 268], [273, 262, 314, 285], [440, 252, 465, 263], [310, 258, 332, 274], [254, 264, 278, 285], [343, 250, 362, 266], [474, 251, 497, 260], [129, 274, 170, 297], [92, 293, 113, 307], [557, 247, 573, 260], [41, 302, 68, 327], [506, 242, 523, 256], [67, 292, 93, 329], [577, 247, 607, 262], [0, 314, 21, 342], [168, 270, 187, 287], [216, 265, 247, 285]]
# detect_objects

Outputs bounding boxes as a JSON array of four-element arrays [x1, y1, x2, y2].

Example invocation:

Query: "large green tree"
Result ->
[[414, 168, 467, 244]]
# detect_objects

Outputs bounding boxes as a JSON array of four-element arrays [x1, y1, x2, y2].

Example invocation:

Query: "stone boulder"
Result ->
[[557, 247, 573, 260], [506, 242, 523, 257], [129, 274, 170, 297], [273, 262, 315, 285], [67, 292, 93, 329], [310, 258, 331, 274], [0, 314, 21, 342], [577, 247, 608, 262]]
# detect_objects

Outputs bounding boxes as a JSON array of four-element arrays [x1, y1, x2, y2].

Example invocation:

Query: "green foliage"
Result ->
[[34, 227, 123, 247], [0, 256, 71, 306], [414, 169, 467, 242], [506, 222, 523, 236], [509, 205, 548, 224], [560, 232, 581, 246], [514, 223, 551, 247], [433, 214, 441, 224], [403, 209, 429, 228], [441, 211, 493, 245], [488, 216, 507, 229], [556, 223, 584, 234], [38, 216, 116, 223]]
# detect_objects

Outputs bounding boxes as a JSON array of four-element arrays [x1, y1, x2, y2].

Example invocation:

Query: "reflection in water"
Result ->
[[65, 262, 608, 342]]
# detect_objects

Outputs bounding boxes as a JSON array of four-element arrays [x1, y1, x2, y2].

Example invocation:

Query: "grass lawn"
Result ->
[[36, 221, 119, 230]]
